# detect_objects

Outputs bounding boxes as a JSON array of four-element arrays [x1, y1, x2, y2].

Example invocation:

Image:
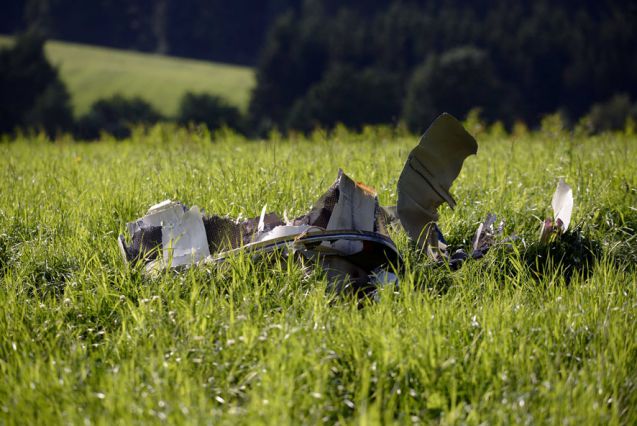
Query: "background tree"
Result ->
[[177, 92, 243, 132], [584, 94, 637, 133], [287, 65, 401, 131], [403, 47, 504, 133], [0, 31, 73, 135], [250, 0, 637, 132], [248, 9, 328, 133], [76, 95, 162, 140], [6, 0, 302, 64]]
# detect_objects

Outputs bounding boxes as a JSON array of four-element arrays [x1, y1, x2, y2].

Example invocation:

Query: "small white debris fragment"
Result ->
[[257, 204, 267, 233], [552, 178, 573, 232], [540, 179, 574, 242]]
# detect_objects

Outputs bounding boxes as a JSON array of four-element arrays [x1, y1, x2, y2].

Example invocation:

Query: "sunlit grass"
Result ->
[[0, 123, 635, 424]]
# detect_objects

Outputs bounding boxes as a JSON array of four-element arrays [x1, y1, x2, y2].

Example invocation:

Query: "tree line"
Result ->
[[2, 0, 637, 137], [249, 0, 637, 133], [1, 0, 300, 65]]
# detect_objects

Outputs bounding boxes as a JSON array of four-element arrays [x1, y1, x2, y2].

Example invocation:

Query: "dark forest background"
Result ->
[[2, 0, 637, 137]]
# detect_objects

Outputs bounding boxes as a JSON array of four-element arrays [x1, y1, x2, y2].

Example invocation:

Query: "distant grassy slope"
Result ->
[[0, 35, 254, 117]]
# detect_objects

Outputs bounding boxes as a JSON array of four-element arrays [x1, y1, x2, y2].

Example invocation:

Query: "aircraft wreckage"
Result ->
[[119, 113, 573, 293]]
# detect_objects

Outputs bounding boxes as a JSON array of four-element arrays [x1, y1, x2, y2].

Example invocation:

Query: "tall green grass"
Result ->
[[0, 122, 635, 424], [0, 35, 254, 117]]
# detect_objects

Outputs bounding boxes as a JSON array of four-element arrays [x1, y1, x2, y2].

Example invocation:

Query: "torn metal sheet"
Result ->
[[254, 224, 321, 242], [119, 113, 480, 291], [119, 170, 400, 291], [118, 201, 209, 271], [397, 113, 477, 248], [322, 170, 377, 254]]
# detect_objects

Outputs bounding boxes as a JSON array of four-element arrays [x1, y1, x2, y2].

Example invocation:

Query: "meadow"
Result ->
[[0, 36, 255, 117], [0, 121, 636, 424]]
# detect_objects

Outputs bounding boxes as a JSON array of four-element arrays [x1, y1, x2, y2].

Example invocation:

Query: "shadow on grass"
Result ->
[[522, 228, 602, 284], [403, 227, 605, 291], [21, 254, 78, 298]]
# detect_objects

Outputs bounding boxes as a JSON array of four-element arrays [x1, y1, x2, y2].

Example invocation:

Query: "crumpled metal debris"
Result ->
[[430, 213, 508, 270], [471, 213, 504, 258], [118, 113, 478, 292], [119, 169, 401, 293]]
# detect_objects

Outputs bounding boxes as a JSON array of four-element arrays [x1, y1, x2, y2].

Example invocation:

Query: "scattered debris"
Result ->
[[124, 200, 210, 268], [431, 213, 509, 270], [120, 169, 402, 293], [118, 113, 584, 292], [119, 113, 479, 291], [211, 170, 401, 294]]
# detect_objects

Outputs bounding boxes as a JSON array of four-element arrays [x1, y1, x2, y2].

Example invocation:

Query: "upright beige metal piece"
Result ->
[[397, 113, 478, 248]]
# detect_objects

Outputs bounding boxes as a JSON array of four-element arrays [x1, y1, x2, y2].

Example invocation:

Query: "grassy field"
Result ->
[[0, 122, 636, 424], [0, 35, 255, 117]]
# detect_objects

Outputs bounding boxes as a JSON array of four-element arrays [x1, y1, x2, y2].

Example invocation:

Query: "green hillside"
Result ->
[[0, 35, 255, 117]]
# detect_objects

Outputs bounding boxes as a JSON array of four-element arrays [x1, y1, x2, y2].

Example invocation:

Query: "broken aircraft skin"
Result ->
[[118, 113, 479, 293], [118, 113, 574, 294], [120, 171, 402, 295]]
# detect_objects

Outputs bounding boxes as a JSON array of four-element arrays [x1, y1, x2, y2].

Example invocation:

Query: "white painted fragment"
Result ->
[[127, 200, 185, 236], [551, 178, 573, 232], [257, 204, 267, 233], [161, 205, 210, 267]]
